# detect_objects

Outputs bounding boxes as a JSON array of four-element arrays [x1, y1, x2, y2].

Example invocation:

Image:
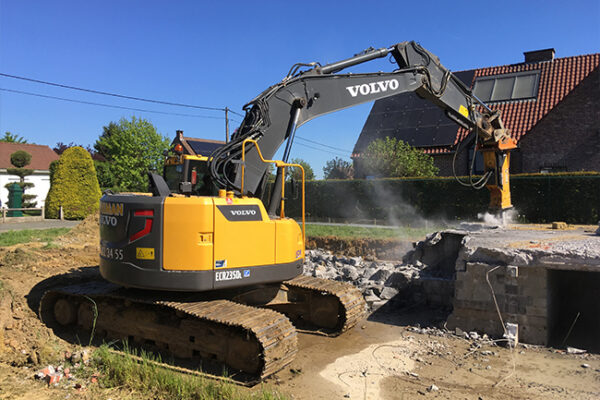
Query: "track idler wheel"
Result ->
[[53, 298, 77, 326], [308, 295, 340, 329], [77, 301, 96, 329]]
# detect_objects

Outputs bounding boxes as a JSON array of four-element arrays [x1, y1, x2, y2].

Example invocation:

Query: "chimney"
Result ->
[[523, 48, 555, 63]]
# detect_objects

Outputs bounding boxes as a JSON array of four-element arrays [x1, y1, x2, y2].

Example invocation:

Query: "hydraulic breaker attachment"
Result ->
[[481, 136, 517, 213]]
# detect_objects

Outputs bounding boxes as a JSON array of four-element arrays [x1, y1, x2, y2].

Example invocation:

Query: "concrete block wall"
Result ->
[[447, 262, 549, 345], [421, 277, 454, 308]]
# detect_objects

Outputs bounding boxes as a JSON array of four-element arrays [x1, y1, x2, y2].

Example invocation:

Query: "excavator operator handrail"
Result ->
[[241, 139, 305, 245]]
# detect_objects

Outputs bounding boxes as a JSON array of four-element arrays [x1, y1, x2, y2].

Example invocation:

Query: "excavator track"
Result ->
[[279, 275, 367, 335], [39, 280, 297, 382]]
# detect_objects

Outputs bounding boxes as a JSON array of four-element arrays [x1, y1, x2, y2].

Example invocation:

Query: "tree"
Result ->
[[94, 116, 170, 192], [54, 142, 104, 160], [1, 132, 28, 143], [323, 157, 354, 180], [286, 158, 315, 181], [357, 137, 438, 178], [5, 150, 36, 208], [45, 147, 101, 219]]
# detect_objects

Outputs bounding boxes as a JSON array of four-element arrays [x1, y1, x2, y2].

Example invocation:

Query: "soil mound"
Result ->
[[57, 212, 99, 246], [306, 236, 413, 260]]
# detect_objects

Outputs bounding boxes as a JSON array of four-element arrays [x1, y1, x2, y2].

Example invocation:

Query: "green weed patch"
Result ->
[[0, 228, 70, 247]]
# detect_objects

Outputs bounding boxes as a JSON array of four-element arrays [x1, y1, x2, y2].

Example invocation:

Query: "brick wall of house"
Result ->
[[519, 68, 600, 173]]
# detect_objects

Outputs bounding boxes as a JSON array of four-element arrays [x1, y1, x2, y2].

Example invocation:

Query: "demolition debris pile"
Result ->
[[303, 230, 460, 310], [303, 250, 420, 310]]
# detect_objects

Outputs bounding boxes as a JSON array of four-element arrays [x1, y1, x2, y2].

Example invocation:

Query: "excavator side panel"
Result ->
[[212, 196, 303, 289], [275, 218, 305, 265], [213, 197, 275, 269], [163, 196, 214, 271]]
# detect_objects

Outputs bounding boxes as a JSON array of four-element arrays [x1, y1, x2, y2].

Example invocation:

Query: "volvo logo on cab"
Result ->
[[346, 79, 399, 97], [230, 209, 256, 216], [217, 205, 262, 221]]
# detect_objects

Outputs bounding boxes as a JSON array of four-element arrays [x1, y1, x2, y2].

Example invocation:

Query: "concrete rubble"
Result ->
[[303, 228, 465, 310], [304, 223, 600, 350], [304, 249, 436, 311]]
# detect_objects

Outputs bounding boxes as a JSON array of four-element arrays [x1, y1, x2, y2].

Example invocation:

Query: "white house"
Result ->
[[0, 142, 59, 208]]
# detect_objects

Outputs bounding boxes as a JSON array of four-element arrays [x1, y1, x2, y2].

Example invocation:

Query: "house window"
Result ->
[[473, 71, 540, 102]]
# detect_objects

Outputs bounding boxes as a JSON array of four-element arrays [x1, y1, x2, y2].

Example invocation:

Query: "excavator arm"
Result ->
[[209, 41, 516, 213]]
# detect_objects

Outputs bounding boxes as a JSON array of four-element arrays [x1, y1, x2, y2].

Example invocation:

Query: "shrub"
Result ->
[[48, 160, 59, 182], [45, 146, 102, 219], [10, 150, 32, 168], [323, 157, 354, 180], [356, 137, 438, 178]]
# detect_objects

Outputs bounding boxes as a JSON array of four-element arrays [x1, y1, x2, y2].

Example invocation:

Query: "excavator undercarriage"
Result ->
[[40, 275, 365, 382]]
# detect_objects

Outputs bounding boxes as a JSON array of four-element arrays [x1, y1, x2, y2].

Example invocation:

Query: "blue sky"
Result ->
[[0, 0, 598, 178]]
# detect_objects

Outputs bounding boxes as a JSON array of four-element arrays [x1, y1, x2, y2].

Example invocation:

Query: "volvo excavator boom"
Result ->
[[209, 41, 515, 213]]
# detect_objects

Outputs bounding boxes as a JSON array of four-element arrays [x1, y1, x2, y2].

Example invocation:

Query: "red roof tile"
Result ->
[[456, 53, 599, 144], [0, 142, 59, 170], [422, 146, 453, 155]]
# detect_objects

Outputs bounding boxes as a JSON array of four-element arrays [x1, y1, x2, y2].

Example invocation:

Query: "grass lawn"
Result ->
[[0, 228, 70, 246], [305, 223, 438, 240], [95, 345, 288, 400]]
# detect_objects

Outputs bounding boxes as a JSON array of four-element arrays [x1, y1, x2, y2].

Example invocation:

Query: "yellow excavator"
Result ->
[[40, 41, 515, 382]]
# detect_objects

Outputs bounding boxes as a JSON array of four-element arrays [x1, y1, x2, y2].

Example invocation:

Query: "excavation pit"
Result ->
[[547, 269, 600, 352]]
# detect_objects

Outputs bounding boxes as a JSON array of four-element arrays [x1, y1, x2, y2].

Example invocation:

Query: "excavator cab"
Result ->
[[163, 154, 219, 196]]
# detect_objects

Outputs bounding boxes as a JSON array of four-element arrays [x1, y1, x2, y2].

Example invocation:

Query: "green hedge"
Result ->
[[278, 174, 600, 224], [45, 147, 102, 220]]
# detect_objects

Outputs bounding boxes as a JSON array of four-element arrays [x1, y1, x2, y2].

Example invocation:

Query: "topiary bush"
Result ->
[[9, 150, 32, 168], [45, 146, 102, 219], [6, 150, 37, 208]]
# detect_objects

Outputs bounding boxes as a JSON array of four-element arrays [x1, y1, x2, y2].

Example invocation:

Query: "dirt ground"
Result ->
[[271, 307, 599, 399], [0, 216, 598, 399]]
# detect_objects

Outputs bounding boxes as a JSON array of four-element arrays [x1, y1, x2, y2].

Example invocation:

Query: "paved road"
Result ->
[[0, 220, 80, 232]]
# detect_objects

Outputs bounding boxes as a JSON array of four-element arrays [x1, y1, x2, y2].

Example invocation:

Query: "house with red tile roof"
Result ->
[[171, 130, 225, 157], [352, 49, 600, 177], [0, 142, 59, 207]]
